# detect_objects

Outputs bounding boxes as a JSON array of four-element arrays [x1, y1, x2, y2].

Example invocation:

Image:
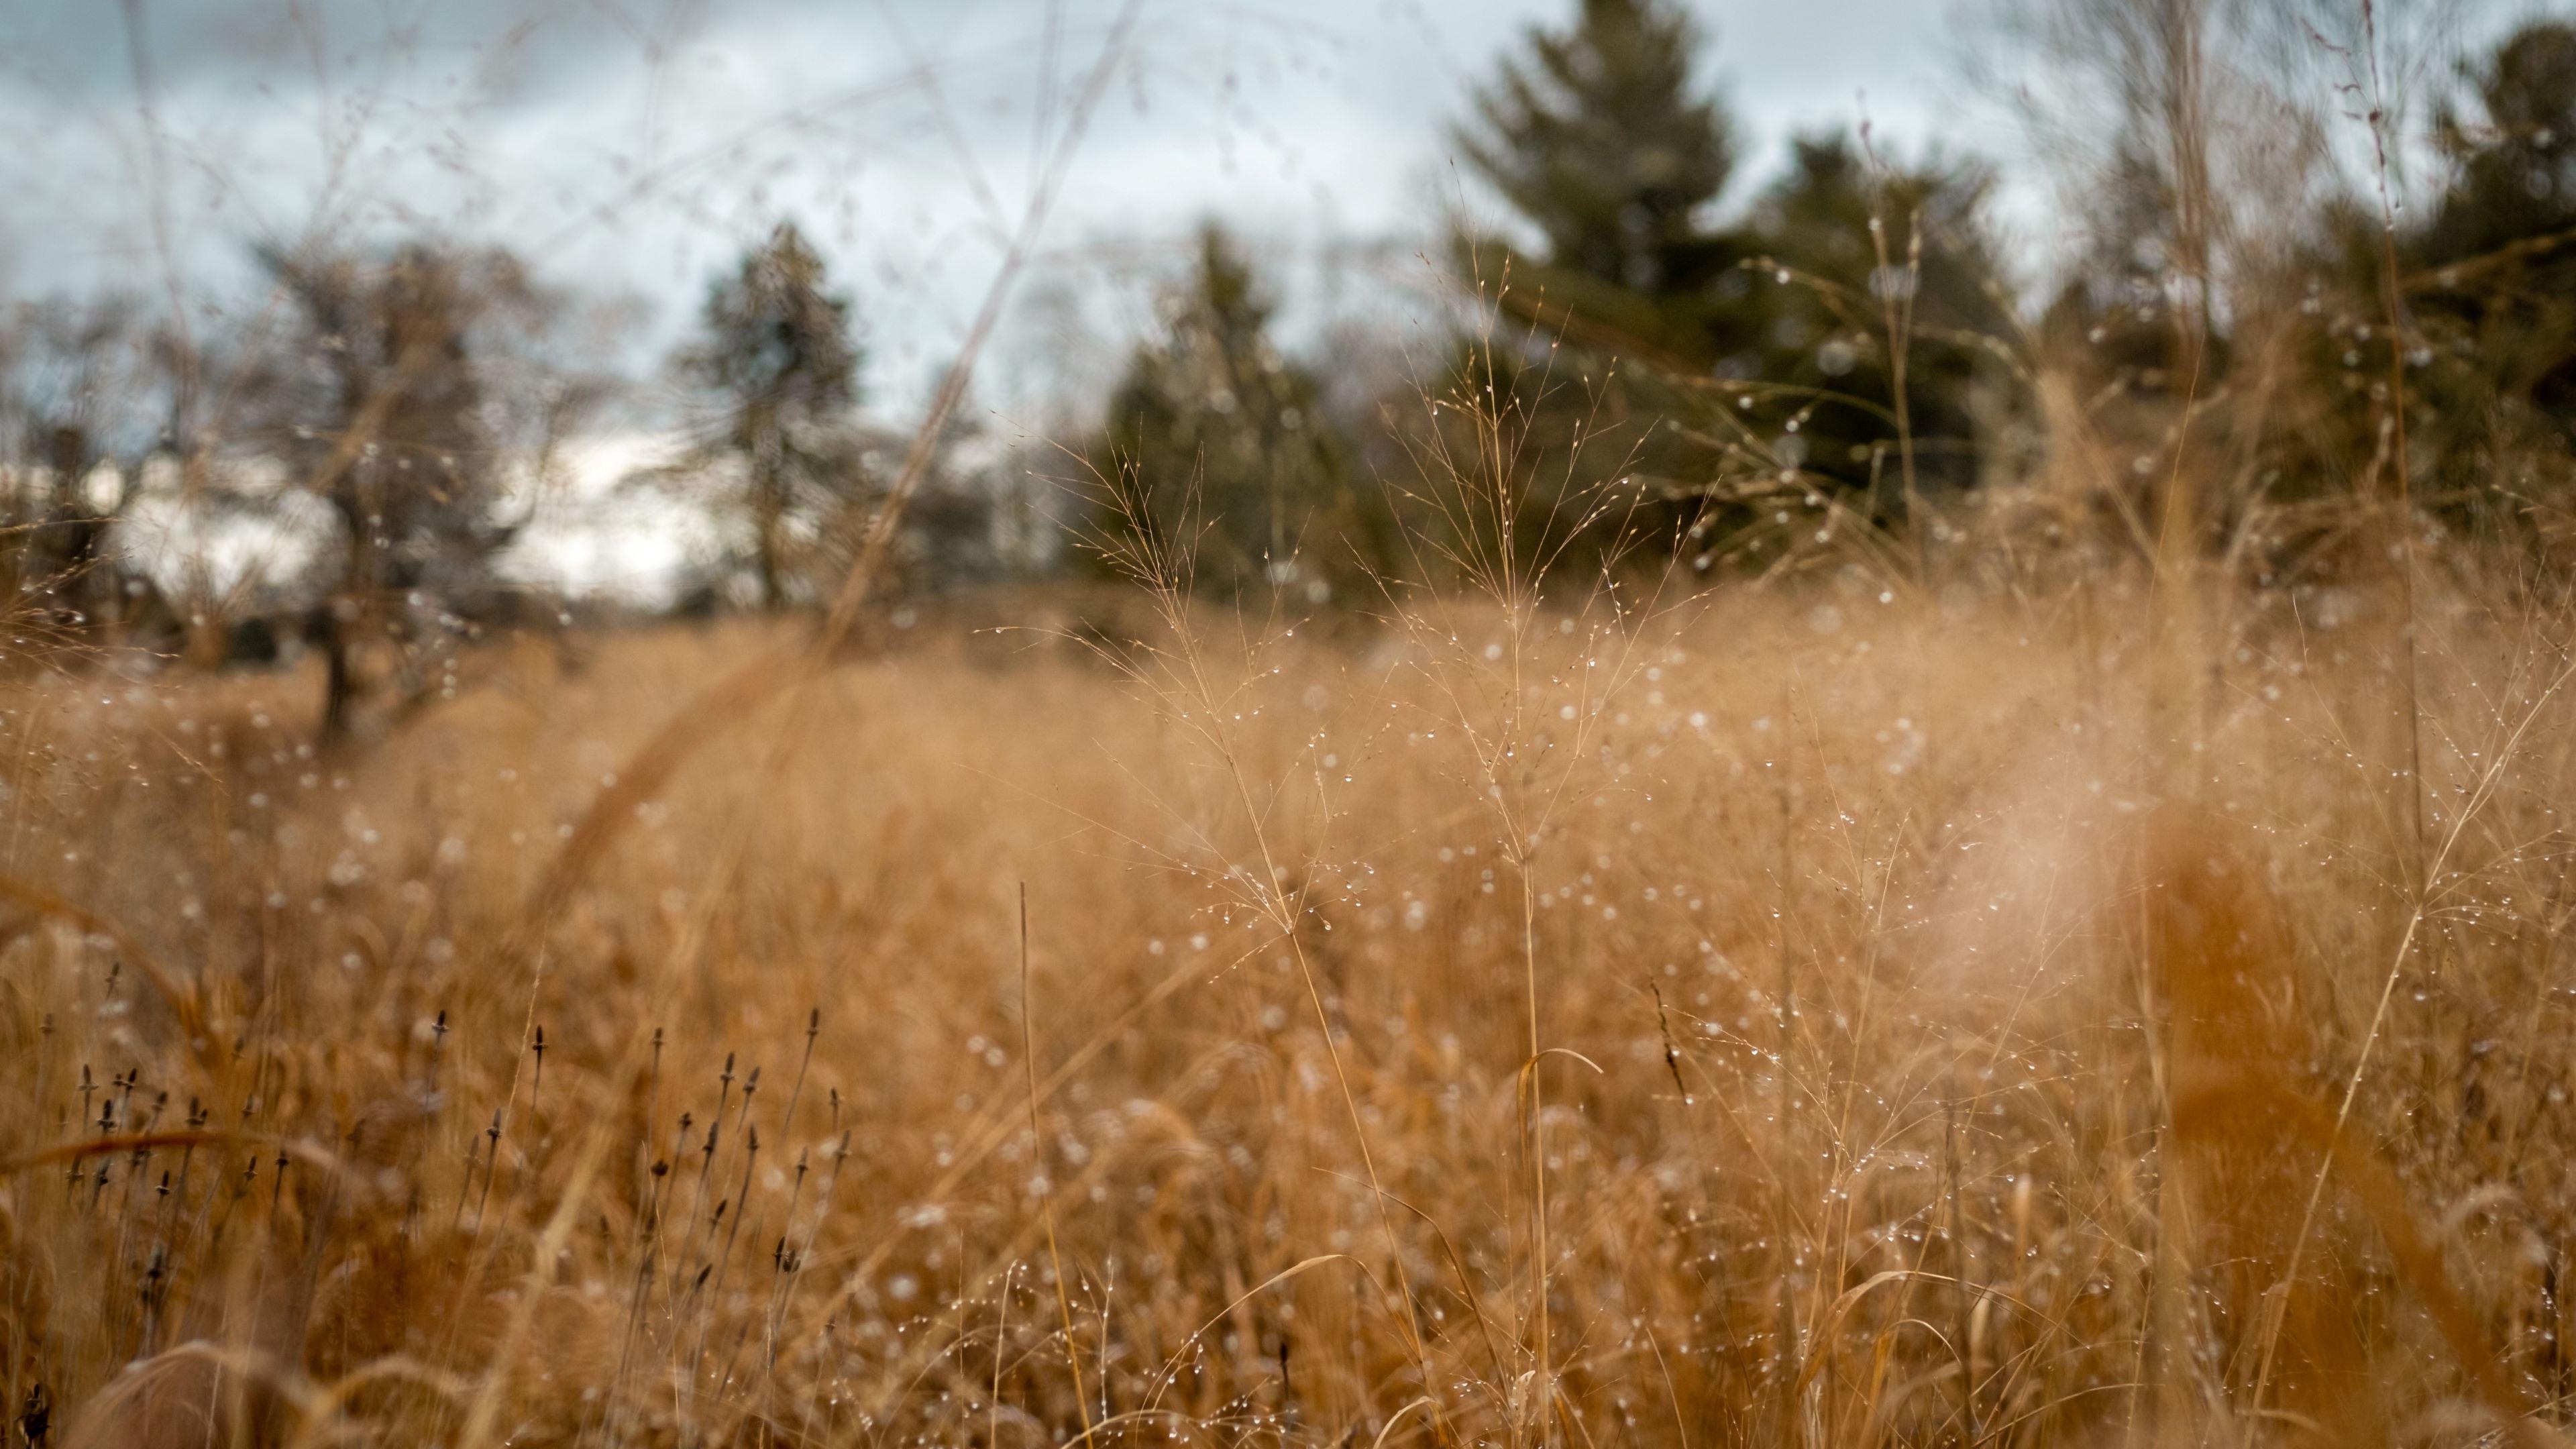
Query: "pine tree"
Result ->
[[1450, 0, 2009, 570], [679, 221, 865, 610], [2424, 22, 2576, 269], [1094, 225, 1388, 600], [1444, 0, 1748, 575], [2416, 21, 2576, 447], [1456, 0, 1735, 303], [2276, 19, 2576, 556], [1731, 136, 2010, 511]]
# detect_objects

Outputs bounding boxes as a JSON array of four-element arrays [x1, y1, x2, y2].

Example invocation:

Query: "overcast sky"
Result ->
[[0, 0, 2013, 414]]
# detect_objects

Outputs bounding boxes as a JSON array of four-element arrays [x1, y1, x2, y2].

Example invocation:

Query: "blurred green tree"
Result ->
[[1456, 0, 1737, 319], [677, 221, 866, 610], [2422, 21, 2576, 286], [2272, 19, 2576, 566], [1445, 0, 1743, 578], [1729, 136, 2012, 516], [1450, 0, 2015, 578], [1092, 224, 1391, 602], [2410, 19, 2576, 532]]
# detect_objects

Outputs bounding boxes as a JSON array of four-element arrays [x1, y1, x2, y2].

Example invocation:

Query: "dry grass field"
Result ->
[[6, 544, 2576, 1448], [9, 0, 2576, 1442]]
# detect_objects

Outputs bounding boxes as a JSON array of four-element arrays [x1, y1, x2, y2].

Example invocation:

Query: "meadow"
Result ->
[[5, 535, 2573, 1448], [7, 2, 2576, 1440]]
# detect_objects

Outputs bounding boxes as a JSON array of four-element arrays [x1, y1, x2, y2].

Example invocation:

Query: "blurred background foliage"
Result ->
[[5, 0, 2576, 717]]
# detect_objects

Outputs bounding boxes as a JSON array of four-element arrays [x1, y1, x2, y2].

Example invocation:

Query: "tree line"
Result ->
[[5, 0, 2575, 727], [1089, 0, 2576, 595]]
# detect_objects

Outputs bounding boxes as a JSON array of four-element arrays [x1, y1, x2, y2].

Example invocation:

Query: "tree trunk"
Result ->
[[318, 602, 356, 744], [319, 484, 371, 745], [751, 408, 786, 611]]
